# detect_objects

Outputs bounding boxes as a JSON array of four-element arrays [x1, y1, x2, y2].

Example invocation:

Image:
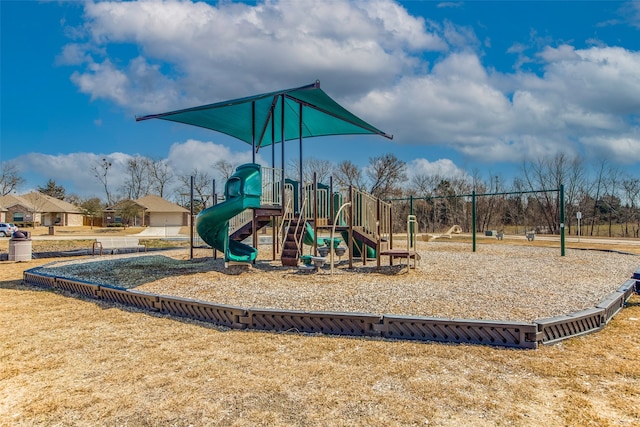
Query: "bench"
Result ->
[[496, 232, 504, 240], [379, 249, 421, 272], [92, 237, 147, 255], [526, 232, 535, 242]]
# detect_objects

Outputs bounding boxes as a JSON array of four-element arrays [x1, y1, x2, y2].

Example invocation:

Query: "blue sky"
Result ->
[[2, 0, 640, 199]]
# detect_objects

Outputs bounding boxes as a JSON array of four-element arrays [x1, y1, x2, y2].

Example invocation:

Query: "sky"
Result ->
[[2, 0, 640, 200]]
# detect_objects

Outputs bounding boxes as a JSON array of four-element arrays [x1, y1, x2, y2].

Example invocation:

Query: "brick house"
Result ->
[[103, 195, 189, 227], [0, 192, 84, 226]]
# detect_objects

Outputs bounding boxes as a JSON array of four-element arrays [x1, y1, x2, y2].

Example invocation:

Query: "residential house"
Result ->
[[104, 195, 189, 227], [0, 192, 84, 226]]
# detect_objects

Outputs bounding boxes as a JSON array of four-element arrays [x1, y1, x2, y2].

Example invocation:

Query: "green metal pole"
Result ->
[[409, 195, 414, 244], [472, 191, 476, 252], [560, 184, 565, 256]]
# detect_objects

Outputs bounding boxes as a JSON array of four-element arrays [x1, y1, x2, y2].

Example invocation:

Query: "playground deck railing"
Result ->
[[302, 183, 330, 225], [261, 166, 283, 207], [351, 187, 392, 244]]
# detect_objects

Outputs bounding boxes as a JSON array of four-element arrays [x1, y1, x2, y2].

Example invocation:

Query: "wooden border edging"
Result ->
[[21, 268, 640, 349], [380, 315, 538, 349], [246, 308, 382, 337]]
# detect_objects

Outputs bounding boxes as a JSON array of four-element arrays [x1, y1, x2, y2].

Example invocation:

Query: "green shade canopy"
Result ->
[[136, 80, 392, 151]]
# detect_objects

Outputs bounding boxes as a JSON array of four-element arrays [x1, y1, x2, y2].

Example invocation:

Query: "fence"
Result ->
[[22, 268, 638, 350]]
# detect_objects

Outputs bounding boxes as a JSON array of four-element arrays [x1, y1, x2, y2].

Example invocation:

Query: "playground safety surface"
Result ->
[[26, 241, 639, 348]]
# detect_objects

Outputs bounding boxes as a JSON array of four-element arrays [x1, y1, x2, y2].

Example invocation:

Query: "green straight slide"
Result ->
[[341, 230, 376, 259], [196, 164, 262, 263]]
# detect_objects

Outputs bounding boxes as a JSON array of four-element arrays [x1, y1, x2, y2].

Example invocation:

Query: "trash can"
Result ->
[[48, 226, 55, 235], [9, 231, 32, 262]]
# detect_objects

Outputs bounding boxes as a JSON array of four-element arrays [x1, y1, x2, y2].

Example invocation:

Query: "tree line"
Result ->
[[2, 153, 639, 237]]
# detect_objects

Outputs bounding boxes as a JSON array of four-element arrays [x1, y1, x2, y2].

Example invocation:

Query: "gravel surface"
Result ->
[[36, 242, 639, 322]]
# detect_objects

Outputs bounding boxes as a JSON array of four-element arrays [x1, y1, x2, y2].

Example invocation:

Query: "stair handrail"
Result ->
[[228, 209, 253, 235], [407, 214, 417, 250], [278, 183, 295, 251], [293, 194, 309, 256]]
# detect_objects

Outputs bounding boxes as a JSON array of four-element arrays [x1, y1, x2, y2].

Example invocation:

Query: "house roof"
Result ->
[[0, 194, 30, 210], [0, 192, 82, 213], [106, 195, 188, 213], [135, 195, 189, 213], [20, 192, 82, 213]]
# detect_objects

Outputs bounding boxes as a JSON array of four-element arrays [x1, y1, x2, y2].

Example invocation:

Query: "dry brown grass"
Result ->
[[1, 229, 640, 426]]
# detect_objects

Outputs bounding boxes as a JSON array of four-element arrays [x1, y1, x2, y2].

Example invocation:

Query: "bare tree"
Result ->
[[521, 153, 583, 234], [476, 174, 501, 233], [148, 158, 175, 198], [410, 173, 440, 196], [602, 166, 622, 237], [470, 169, 491, 232], [91, 158, 114, 205], [409, 174, 440, 232], [80, 197, 104, 229], [287, 157, 334, 185], [23, 192, 49, 227], [178, 169, 213, 212], [306, 158, 333, 184], [0, 163, 25, 196], [122, 156, 152, 200], [366, 153, 406, 199], [333, 160, 365, 190], [621, 177, 640, 237], [120, 200, 143, 227], [214, 160, 237, 181], [587, 160, 607, 236]]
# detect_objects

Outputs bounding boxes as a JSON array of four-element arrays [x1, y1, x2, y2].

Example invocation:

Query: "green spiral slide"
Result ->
[[195, 163, 262, 263]]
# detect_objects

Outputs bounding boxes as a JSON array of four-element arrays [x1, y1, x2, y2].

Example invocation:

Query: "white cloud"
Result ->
[[55, 43, 92, 66], [13, 152, 133, 198], [581, 134, 640, 164], [620, 2, 640, 29], [66, 0, 446, 113], [437, 2, 463, 9], [167, 139, 259, 177], [351, 43, 640, 163], [57, 0, 640, 173], [408, 158, 467, 179], [350, 53, 516, 160], [12, 141, 263, 199], [537, 44, 581, 62]]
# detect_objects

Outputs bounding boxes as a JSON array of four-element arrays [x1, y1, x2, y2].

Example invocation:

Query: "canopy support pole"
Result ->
[[271, 108, 276, 260], [281, 94, 286, 223], [299, 103, 303, 211], [251, 101, 256, 163]]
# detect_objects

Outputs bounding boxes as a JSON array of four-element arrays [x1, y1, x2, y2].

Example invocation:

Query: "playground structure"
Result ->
[[136, 80, 410, 269], [195, 162, 418, 270]]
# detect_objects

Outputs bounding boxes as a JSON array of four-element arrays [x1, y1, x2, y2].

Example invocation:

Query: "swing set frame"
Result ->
[[389, 185, 566, 256]]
